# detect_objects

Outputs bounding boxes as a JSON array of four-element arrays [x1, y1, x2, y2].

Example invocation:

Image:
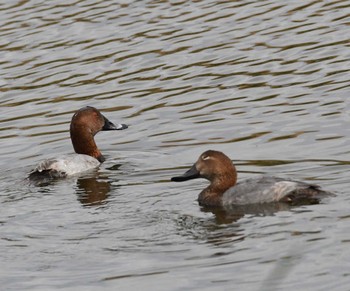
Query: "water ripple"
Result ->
[[1, 0, 350, 290]]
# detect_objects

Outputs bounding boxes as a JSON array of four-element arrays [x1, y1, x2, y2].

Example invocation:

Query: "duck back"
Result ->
[[29, 154, 100, 182], [222, 176, 330, 206]]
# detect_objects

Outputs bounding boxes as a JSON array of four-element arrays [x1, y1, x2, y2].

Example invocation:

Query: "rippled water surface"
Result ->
[[1, 0, 350, 290]]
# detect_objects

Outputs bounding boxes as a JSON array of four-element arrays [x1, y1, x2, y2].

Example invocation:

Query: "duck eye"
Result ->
[[202, 155, 210, 160]]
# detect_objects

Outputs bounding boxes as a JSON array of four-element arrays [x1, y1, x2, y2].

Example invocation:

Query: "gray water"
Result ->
[[1, 0, 350, 290]]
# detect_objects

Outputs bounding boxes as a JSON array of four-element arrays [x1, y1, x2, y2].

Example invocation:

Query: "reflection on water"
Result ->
[[201, 202, 296, 225], [1, 0, 350, 290], [74, 162, 124, 206], [75, 176, 111, 206], [27, 167, 115, 206]]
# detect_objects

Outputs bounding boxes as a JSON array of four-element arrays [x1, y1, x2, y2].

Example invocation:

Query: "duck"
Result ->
[[29, 106, 127, 181], [171, 150, 333, 207]]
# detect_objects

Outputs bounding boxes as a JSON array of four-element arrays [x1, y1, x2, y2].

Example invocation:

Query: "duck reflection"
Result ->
[[201, 202, 297, 224], [75, 175, 111, 206]]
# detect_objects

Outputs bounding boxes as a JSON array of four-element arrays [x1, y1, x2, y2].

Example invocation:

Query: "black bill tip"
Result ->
[[171, 176, 190, 182], [116, 123, 128, 130], [102, 115, 128, 131], [171, 164, 200, 182]]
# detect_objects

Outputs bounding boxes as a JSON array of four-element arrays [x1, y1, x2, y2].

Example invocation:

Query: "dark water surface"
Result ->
[[1, 0, 350, 290]]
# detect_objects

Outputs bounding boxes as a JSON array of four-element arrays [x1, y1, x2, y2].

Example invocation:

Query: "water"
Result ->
[[1, 0, 350, 290]]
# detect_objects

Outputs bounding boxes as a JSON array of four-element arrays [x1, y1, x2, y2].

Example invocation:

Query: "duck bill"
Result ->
[[171, 164, 200, 182], [102, 115, 128, 131]]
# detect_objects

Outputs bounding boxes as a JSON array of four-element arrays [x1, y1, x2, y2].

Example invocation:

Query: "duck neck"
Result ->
[[198, 173, 237, 207], [70, 128, 104, 162]]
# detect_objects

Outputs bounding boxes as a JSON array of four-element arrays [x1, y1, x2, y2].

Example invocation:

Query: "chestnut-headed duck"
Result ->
[[29, 106, 127, 181], [171, 150, 333, 207]]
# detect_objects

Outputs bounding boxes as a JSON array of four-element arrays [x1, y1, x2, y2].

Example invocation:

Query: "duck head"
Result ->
[[70, 106, 128, 162], [171, 150, 237, 185]]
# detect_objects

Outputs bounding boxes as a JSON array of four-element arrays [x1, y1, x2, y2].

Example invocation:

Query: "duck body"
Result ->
[[171, 150, 332, 207], [29, 106, 127, 182], [30, 154, 100, 179], [221, 176, 327, 206]]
